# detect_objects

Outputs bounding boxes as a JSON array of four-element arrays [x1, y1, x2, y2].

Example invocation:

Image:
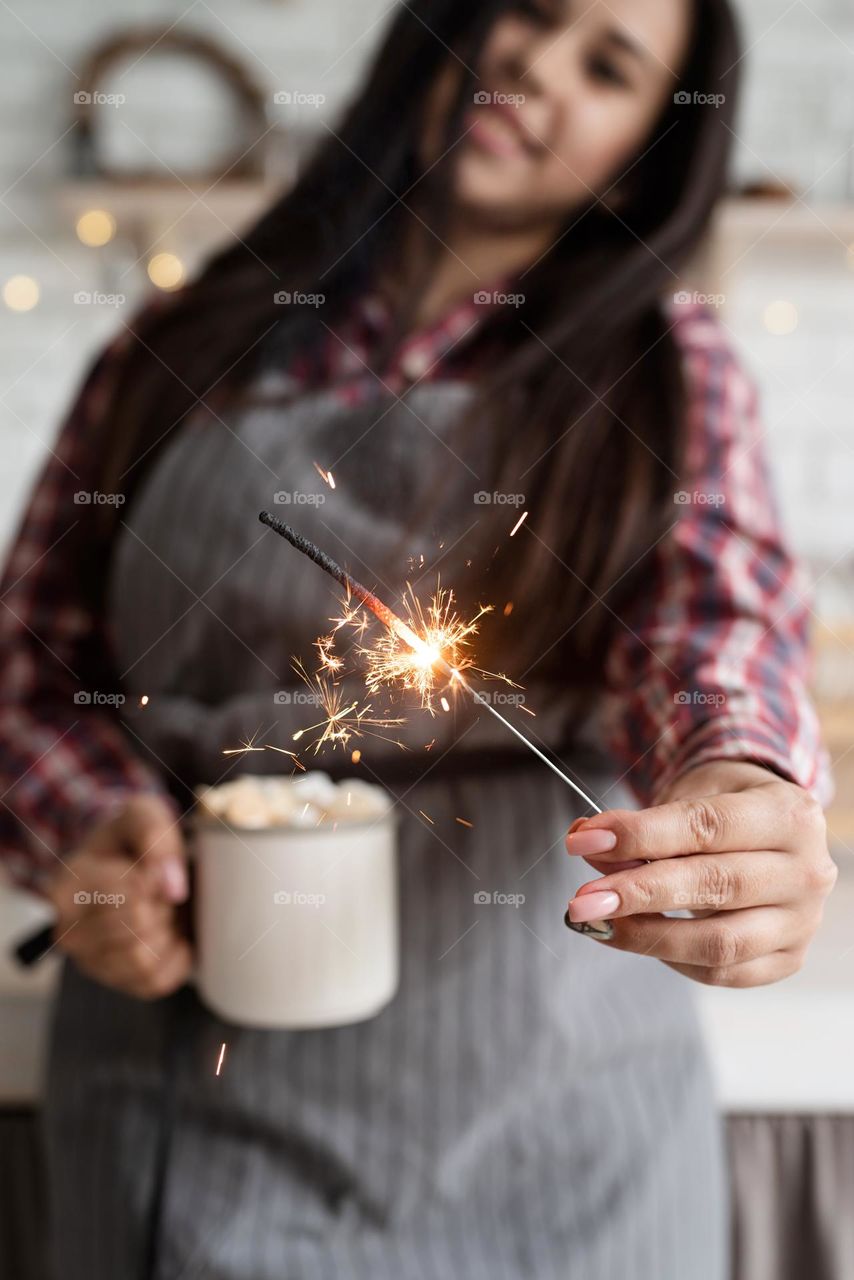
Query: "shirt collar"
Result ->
[[353, 276, 511, 380]]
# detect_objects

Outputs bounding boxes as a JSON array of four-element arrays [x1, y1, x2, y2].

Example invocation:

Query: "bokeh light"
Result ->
[[76, 209, 117, 247], [3, 275, 40, 311], [147, 252, 185, 291], [763, 299, 798, 335]]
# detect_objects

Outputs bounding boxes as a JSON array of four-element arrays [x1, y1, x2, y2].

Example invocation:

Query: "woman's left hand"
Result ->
[[565, 761, 837, 987]]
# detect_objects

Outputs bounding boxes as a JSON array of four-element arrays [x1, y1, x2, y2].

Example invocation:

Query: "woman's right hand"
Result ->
[[46, 795, 193, 1000]]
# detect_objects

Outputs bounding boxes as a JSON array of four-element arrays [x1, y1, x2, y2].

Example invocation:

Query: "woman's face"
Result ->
[[424, 0, 693, 228]]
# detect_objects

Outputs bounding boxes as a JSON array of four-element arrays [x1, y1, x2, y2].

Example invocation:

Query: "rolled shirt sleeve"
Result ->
[[601, 309, 832, 808], [0, 324, 175, 895]]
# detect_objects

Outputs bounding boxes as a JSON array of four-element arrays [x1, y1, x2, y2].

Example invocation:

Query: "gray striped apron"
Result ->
[[43, 374, 728, 1280]]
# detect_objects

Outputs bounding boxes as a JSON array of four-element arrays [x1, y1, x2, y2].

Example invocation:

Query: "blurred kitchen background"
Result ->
[[0, 1, 852, 1277]]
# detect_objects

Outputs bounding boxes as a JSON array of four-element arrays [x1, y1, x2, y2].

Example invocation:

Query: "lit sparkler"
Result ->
[[357, 581, 504, 713], [258, 512, 603, 812]]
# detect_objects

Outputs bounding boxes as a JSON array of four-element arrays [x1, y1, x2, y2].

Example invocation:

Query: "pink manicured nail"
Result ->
[[160, 857, 188, 903], [565, 829, 617, 857], [567, 890, 621, 923]]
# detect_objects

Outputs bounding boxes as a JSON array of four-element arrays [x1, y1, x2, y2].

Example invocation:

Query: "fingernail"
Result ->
[[565, 829, 617, 857], [567, 890, 620, 923], [564, 910, 614, 941], [161, 857, 188, 903]]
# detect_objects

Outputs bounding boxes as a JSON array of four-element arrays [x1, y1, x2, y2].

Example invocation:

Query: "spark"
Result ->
[[313, 461, 335, 489], [289, 659, 404, 753], [315, 633, 343, 673], [419, 810, 434, 824], [139, 694, 150, 706], [440, 696, 450, 712], [509, 511, 528, 537], [503, 602, 514, 616], [330, 589, 371, 641], [223, 727, 306, 769], [265, 744, 306, 770], [215, 1042, 227, 1076], [223, 729, 267, 756], [351, 749, 361, 764], [455, 817, 473, 828]]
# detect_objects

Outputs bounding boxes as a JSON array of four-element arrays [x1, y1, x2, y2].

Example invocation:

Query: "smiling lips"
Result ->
[[467, 97, 538, 158]]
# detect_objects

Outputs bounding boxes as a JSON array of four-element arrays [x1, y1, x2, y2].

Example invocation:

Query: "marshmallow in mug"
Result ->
[[194, 773, 389, 829]]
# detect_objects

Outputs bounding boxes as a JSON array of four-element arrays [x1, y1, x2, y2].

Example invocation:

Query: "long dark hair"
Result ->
[[93, 0, 742, 700]]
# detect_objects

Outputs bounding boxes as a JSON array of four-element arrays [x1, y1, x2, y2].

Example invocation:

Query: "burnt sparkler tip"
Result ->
[[258, 512, 361, 601], [259, 511, 310, 555], [259, 510, 291, 537]]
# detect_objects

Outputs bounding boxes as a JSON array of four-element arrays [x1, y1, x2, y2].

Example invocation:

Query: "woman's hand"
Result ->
[[46, 795, 192, 1000], [565, 761, 837, 987]]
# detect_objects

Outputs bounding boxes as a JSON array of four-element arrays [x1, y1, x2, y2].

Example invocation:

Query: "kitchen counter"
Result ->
[[698, 852, 854, 1113]]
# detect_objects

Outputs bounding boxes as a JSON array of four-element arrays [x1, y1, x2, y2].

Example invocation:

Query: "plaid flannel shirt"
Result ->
[[0, 292, 832, 893]]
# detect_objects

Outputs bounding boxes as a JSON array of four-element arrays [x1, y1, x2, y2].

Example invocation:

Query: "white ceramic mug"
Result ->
[[193, 796, 398, 1029]]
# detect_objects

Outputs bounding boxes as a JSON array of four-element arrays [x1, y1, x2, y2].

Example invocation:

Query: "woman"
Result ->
[[0, 0, 836, 1276]]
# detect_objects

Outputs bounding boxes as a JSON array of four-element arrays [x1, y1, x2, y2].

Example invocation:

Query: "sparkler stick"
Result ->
[[259, 512, 602, 814], [457, 677, 602, 812], [259, 512, 413, 638]]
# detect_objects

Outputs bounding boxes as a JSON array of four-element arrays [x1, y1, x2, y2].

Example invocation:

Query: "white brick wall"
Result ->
[[0, 0, 852, 589]]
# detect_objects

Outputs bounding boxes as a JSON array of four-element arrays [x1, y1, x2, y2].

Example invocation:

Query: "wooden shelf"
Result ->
[[57, 176, 284, 245], [59, 178, 854, 251], [715, 196, 854, 245]]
